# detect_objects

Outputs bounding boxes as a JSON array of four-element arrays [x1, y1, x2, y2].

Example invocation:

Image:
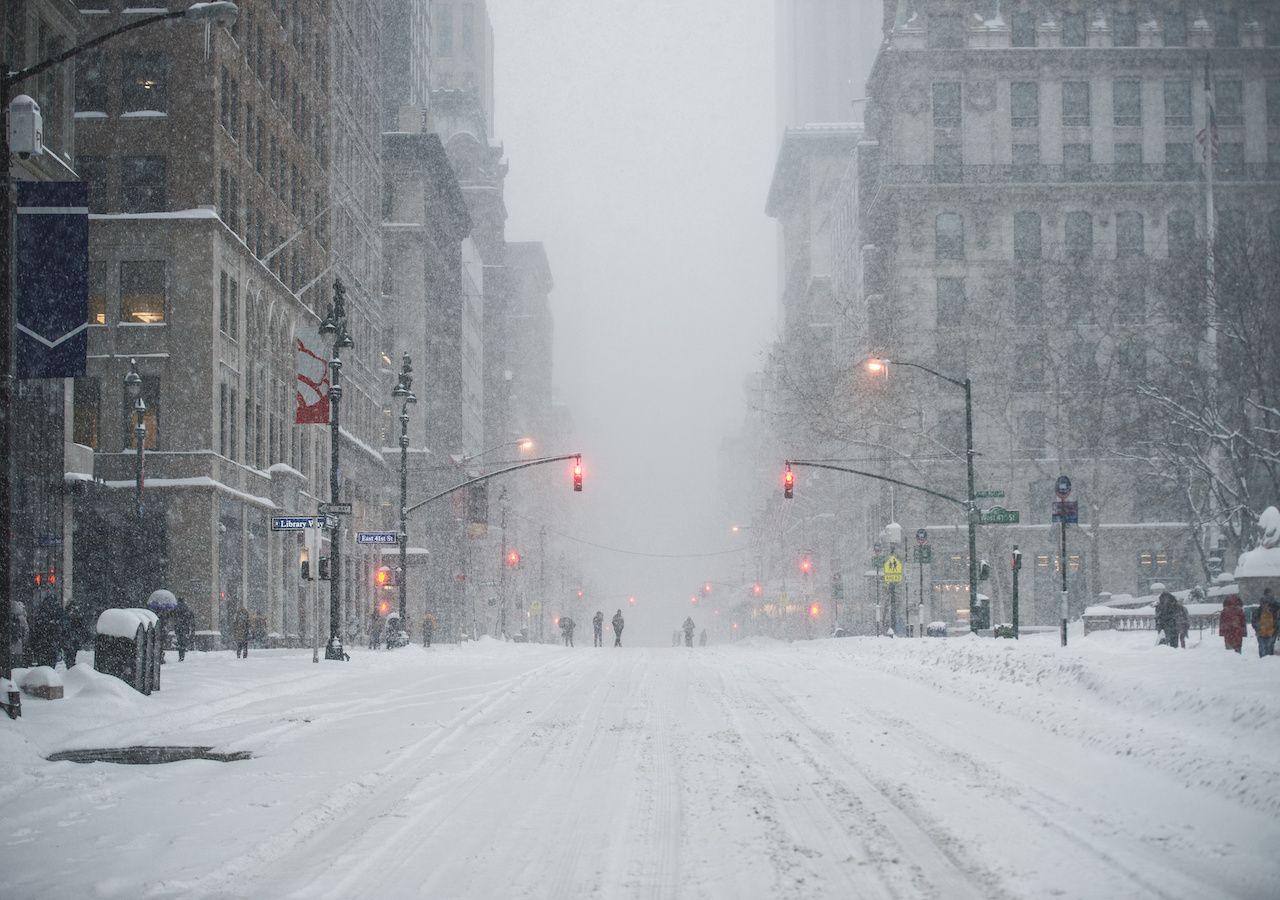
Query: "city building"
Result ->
[[835, 1, 1280, 627]]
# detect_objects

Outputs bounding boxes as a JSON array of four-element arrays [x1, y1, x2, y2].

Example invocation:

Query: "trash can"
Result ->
[[95, 609, 158, 695]]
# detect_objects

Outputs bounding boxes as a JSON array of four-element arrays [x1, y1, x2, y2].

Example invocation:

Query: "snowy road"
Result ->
[[3, 635, 1278, 899]]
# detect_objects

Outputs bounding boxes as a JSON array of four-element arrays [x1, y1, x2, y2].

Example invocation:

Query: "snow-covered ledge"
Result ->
[[1234, 506, 1280, 602]]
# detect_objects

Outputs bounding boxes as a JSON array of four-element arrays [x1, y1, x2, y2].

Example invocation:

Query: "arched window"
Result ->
[[1167, 209, 1195, 256]]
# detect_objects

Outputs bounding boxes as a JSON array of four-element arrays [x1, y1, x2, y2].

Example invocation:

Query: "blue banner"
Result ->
[[16, 181, 89, 378]]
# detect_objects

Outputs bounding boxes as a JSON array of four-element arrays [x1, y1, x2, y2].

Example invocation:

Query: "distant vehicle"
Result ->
[[831, 625, 850, 638], [925, 621, 948, 638]]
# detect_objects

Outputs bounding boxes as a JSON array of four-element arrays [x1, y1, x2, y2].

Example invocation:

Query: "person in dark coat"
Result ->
[[592, 610, 604, 647], [1174, 600, 1190, 648], [1154, 590, 1180, 648], [559, 616, 576, 647], [611, 609, 625, 647], [172, 597, 195, 661], [232, 602, 250, 658], [682, 616, 695, 647], [1219, 594, 1246, 653], [31, 594, 62, 668], [1250, 588, 1280, 658]]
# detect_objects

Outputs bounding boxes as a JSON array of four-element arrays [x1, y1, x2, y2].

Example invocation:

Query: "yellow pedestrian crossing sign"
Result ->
[[882, 555, 903, 583]]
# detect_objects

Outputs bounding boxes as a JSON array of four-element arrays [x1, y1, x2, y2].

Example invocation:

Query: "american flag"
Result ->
[[1196, 63, 1219, 162]]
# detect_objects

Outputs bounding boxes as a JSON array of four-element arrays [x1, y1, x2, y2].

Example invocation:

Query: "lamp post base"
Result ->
[[324, 638, 347, 661]]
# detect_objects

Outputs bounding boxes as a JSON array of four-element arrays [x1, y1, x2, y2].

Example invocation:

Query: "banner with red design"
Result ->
[[295, 326, 330, 424]]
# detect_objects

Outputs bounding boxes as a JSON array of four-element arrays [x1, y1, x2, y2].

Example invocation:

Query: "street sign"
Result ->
[[915, 528, 928, 544], [271, 516, 317, 531], [882, 555, 903, 583], [913, 545, 933, 563], [977, 507, 1021, 525], [1052, 501, 1079, 524], [975, 489, 1005, 499], [319, 501, 353, 515], [1055, 475, 1072, 498], [318, 514, 338, 530], [357, 531, 399, 544]]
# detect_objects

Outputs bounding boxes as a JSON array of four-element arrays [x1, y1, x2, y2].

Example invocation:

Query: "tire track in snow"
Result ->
[[155, 654, 577, 899], [623, 660, 682, 900]]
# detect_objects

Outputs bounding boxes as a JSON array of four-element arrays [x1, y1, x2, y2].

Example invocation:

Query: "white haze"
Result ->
[[491, 0, 778, 643]]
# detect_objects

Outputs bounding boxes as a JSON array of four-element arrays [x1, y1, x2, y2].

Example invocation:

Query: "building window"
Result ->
[[1113, 80, 1141, 126], [1164, 80, 1191, 126], [1063, 143, 1092, 178], [1167, 209, 1196, 256], [219, 272, 240, 337], [1018, 412, 1046, 457], [1011, 12, 1036, 47], [1268, 12, 1280, 46], [1215, 11, 1239, 47], [1012, 142, 1040, 167], [75, 49, 107, 113], [1065, 212, 1093, 258], [936, 277, 964, 325], [936, 213, 964, 260], [88, 261, 106, 325], [1115, 142, 1142, 171], [1013, 211, 1041, 260], [1117, 272, 1145, 323], [1267, 81, 1280, 126], [1166, 142, 1194, 175], [123, 377, 160, 451], [1063, 13, 1087, 47], [1116, 211, 1145, 257], [934, 143, 962, 180], [75, 155, 106, 212], [120, 260, 165, 324], [73, 377, 101, 449], [928, 15, 965, 49], [1013, 278, 1042, 324], [1113, 13, 1138, 47], [1215, 81, 1243, 126], [1164, 12, 1187, 47], [120, 156, 166, 212], [1013, 341, 1046, 390], [1062, 82, 1090, 126], [122, 52, 166, 112], [1217, 143, 1244, 180], [1011, 82, 1038, 127], [933, 82, 961, 128]]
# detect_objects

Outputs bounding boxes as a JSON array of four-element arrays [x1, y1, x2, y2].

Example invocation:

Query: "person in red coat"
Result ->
[[1219, 594, 1247, 653]]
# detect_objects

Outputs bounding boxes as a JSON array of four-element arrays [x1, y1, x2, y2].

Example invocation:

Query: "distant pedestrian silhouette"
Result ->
[[593, 610, 604, 647], [612, 609, 625, 647], [682, 617, 695, 647]]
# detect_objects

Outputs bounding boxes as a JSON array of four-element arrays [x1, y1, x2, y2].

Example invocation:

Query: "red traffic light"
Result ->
[[799, 558, 812, 575], [703, 582, 713, 594], [783, 465, 794, 499], [506, 550, 521, 567], [752, 583, 763, 596], [573, 458, 583, 492]]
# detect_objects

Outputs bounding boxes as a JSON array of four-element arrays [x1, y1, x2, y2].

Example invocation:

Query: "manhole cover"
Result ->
[[47, 746, 252, 764]]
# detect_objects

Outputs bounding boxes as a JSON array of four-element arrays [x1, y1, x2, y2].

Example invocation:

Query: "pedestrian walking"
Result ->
[[1154, 589, 1180, 648], [592, 610, 604, 647], [560, 616, 576, 647], [682, 616, 695, 647], [1175, 599, 1190, 648], [699, 629, 708, 647], [611, 609, 625, 647], [1250, 588, 1280, 658], [1220, 594, 1246, 653], [61, 597, 86, 668], [172, 597, 195, 661], [232, 602, 250, 658]]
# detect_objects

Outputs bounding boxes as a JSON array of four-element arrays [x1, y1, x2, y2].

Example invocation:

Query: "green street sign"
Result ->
[[975, 489, 1005, 499], [913, 546, 933, 563], [978, 506, 1021, 525]]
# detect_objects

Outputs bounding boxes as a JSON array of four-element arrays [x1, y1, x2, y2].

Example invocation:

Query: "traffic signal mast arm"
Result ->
[[784, 460, 969, 510], [405, 453, 583, 516]]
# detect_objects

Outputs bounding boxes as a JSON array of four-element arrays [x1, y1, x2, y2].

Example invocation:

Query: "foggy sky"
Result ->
[[489, 0, 778, 642]]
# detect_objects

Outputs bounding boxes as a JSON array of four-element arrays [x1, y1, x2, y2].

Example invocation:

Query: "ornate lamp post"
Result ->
[[319, 280, 352, 661], [391, 353, 415, 632], [123, 358, 146, 517]]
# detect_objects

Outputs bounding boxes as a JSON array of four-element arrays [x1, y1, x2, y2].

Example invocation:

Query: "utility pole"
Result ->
[[539, 525, 546, 643], [1012, 545, 1022, 639]]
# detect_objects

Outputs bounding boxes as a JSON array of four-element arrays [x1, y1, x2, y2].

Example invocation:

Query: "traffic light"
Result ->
[[809, 602, 821, 618], [33, 566, 56, 587], [318, 557, 331, 580], [799, 557, 812, 575], [375, 564, 395, 588], [703, 582, 713, 595], [783, 465, 794, 499], [752, 583, 763, 596], [573, 457, 583, 492], [979, 560, 991, 581], [506, 549, 522, 568]]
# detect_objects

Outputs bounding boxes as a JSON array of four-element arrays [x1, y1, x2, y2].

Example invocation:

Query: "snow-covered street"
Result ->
[[3, 634, 1278, 900]]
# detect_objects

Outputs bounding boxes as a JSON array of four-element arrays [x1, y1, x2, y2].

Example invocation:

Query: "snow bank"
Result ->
[[1235, 545, 1280, 579], [18, 666, 62, 689]]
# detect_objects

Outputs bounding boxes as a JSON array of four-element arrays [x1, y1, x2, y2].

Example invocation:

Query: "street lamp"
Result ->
[[391, 353, 416, 636], [124, 358, 146, 517], [0, 4, 239, 713], [866, 357, 982, 633], [319, 280, 353, 661]]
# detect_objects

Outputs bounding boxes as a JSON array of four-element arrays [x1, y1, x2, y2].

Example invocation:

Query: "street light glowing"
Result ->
[[518, 438, 534, 452], [866, 357, 887, 374]]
